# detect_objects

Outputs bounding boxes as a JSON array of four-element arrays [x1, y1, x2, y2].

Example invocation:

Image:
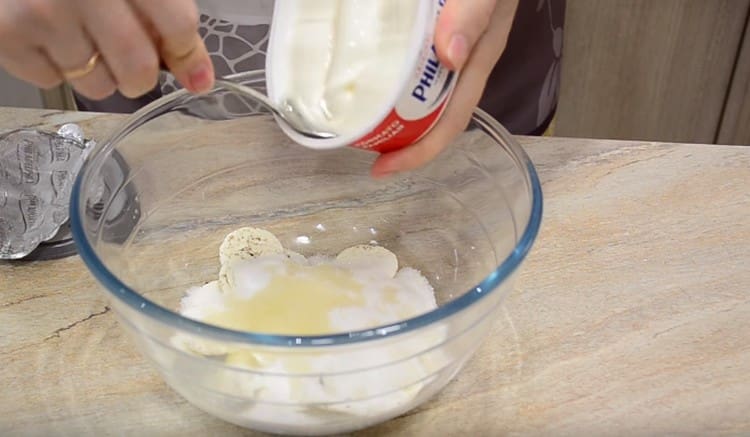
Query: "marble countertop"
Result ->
[[1, 108, 749, 435]]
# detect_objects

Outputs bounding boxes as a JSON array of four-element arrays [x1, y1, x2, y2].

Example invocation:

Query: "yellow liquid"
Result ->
[[206, 260, 366, 336]]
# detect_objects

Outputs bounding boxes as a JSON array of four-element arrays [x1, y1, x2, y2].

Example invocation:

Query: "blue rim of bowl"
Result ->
[[70, 77, 543, 348]]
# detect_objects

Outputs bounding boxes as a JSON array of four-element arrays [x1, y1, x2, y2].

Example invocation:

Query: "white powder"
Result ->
[[172, 227, 446, 422]]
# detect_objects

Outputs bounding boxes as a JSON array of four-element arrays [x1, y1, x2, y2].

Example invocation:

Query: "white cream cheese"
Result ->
[[267, 0, 422, 140]]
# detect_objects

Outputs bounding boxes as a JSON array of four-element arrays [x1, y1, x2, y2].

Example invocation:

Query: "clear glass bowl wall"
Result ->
[[71, 70, 542, 435]]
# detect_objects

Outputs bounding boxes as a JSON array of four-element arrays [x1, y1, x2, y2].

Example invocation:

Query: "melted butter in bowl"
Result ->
[[206, 259, 368, 336], [171, 227, 443, 417], [179, 227, 437, 336]]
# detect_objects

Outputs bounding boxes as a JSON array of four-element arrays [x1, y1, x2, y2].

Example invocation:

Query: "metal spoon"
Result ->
[[215, 80, 336, 140]]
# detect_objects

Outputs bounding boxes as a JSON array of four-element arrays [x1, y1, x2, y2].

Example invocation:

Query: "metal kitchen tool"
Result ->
[[215, 80, 336, 140]]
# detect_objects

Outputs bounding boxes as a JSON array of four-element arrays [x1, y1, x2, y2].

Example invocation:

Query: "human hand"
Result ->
[[0, 0, 214, 100], [371, 0, 519, 178]]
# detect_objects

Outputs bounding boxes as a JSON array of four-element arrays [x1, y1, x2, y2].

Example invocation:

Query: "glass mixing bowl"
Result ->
[[70, 71, 542, 435]]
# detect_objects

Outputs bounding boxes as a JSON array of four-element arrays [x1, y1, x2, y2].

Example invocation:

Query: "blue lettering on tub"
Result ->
[[412, 45, 441, 103]]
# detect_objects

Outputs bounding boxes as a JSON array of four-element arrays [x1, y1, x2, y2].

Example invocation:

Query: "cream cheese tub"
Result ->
[[266, 0, 457, 153]]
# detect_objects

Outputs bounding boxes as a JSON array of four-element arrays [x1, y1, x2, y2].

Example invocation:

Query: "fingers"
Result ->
[[65, 57, 118, 101], [0, 1, 61, 89], [0, 50, 61, 89], [0, 0, 209, 99], [370, 67, 482, 178], [42, 6, 116, 100], [162, 32, 214, 93], [130, 0, 214, 93], [372, 0, 518, 177], [79, 0, 160, 98], [434, 0, 498, 70]]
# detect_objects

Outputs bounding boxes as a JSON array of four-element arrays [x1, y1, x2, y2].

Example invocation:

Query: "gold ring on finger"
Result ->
[[62, 52, 100, 81]]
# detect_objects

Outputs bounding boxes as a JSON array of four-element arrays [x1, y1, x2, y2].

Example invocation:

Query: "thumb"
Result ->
[[434, 0, 498, 71], [161, 32, 215, 93], [130, 0, 215, 93]]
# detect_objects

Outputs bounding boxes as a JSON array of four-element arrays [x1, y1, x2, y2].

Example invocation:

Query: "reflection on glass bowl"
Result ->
[[70, 71, 542, 435]]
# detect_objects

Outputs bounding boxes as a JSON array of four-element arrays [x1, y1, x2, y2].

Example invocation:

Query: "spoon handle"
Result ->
[[214, 79, 336, 140], [214, 80, 280, 117]]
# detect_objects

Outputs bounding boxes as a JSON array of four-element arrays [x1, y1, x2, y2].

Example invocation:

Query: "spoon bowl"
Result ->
[[215, 79, 337, 140]]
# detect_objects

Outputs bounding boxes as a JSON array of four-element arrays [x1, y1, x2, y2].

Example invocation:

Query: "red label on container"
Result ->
[[350, 0, 456, 154], [353, 99, 449, 154]]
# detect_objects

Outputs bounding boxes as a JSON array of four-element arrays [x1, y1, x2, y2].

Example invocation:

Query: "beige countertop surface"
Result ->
[[1, 108, 749, 436]]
